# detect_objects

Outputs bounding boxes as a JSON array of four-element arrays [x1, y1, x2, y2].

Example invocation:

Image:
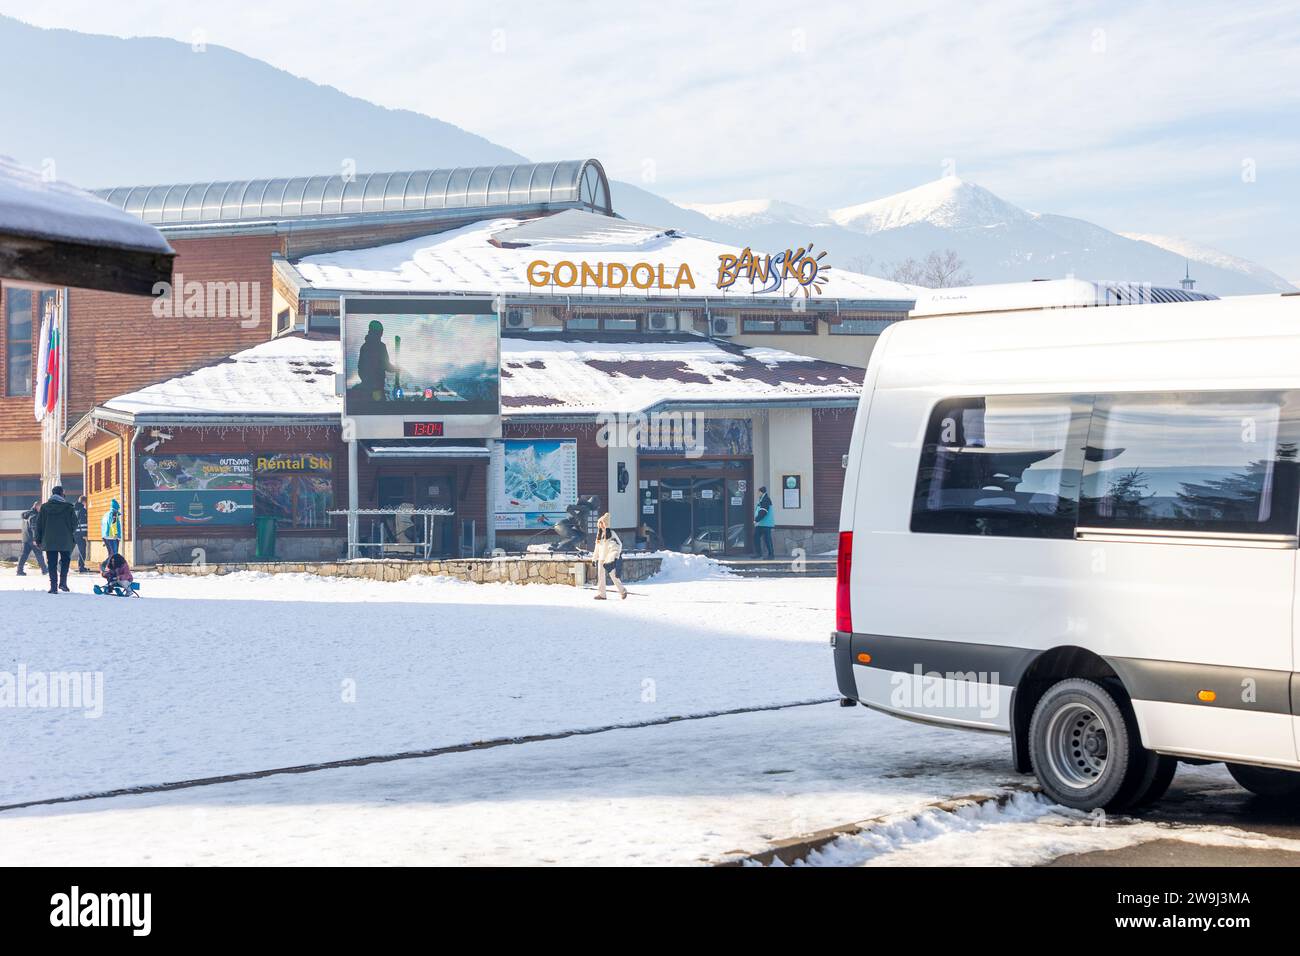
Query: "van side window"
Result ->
[[912, 395, 1091, 538], [1079, 391, 1300, 536]]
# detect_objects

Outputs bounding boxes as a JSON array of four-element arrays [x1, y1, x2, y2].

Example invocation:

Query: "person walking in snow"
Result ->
[[592, 512, 627, 600], [753, 485, 776, 559], [101, 498, 123, 558], [16, 500, 47, 576], [73, 494, 89, 573], [36, 485, 77, 594]]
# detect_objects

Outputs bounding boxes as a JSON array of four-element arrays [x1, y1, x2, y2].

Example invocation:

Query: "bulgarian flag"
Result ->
[[33, 296, 60, 421]]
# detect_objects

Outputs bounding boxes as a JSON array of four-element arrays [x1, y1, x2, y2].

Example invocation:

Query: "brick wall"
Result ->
[[64, 234, 284, 422]]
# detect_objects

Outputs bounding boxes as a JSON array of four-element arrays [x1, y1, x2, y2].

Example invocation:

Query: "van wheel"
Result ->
[[1227, 763, 1300, 799], [1127, 754, 1177, 809], [1029, 679, 1143, 811]]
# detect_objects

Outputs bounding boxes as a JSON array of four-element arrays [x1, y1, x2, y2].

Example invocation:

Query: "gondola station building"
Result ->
[[0, 159, 917, 564]]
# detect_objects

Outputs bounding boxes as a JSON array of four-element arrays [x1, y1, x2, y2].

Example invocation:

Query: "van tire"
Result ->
[[1028, 679, 1143, 811], [1126, 753, 1177, 809], [1226, 763, 1300, 799]]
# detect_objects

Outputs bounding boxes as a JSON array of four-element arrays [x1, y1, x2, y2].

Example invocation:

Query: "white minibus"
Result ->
[[834, 290, 1300, 810]]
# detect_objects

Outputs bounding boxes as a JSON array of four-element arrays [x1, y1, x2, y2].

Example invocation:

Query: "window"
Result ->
[[564, 311, 640, 332], [912, 395, 1091, 538], [0, 477, 40, 512], [5, 288, 33, 396], [254, 455, 335, 529], [741, 314, 816, 334], [1079, 391, 1300, 536], [829, 313, 903, 335]]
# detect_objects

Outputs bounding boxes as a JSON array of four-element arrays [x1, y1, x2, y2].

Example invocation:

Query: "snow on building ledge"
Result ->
[[68, 331, 864, 440], [0, 155, 174, 295]]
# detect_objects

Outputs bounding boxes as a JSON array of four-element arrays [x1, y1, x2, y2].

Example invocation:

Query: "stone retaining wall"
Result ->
[[145, 553, 663, 586]]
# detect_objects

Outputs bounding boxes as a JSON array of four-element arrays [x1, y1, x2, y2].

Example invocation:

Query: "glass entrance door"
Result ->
[[658, 477, 693, 551], [641, 459, 752, 556]]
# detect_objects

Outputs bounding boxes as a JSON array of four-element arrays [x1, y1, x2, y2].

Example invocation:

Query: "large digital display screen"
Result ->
[[342, 298, 500, 423]]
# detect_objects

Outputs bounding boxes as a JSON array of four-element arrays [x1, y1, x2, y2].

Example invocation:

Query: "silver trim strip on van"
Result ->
[[1075, 527, 1299, 550]]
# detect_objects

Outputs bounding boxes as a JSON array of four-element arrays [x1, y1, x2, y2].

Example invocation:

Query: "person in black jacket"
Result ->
[[36, 486, 78, 594], [16, 500, 47, 576], [73, 495, 89, 573]]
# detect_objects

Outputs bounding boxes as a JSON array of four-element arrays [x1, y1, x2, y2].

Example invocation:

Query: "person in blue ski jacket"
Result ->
[[101, 498, 122, 558]]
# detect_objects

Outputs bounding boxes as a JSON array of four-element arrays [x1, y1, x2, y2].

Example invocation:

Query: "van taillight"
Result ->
[[835, 530, 852, 633]]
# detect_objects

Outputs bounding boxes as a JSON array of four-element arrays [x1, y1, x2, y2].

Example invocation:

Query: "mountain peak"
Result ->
[[830, 176, 1031, 235], [677, 197, 829, 228]]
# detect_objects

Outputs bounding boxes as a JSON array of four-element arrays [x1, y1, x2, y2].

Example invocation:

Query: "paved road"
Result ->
[[1048, 769, 1300, 866]]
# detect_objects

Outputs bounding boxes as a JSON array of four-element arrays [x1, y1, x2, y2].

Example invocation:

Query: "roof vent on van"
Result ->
[[909, 278, 1218, 318]]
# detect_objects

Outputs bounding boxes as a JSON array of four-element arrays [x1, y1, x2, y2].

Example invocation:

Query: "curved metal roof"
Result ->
[[94, 159, 613, 226]]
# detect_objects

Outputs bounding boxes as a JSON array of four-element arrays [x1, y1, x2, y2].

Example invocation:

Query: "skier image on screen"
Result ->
[[356, 319, 399, 401]]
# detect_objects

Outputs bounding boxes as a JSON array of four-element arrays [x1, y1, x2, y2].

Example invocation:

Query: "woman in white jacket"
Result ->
[[592, 512, 627, 600]]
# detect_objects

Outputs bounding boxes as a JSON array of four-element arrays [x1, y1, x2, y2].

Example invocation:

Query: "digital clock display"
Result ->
[[404, 421, 445, 437]]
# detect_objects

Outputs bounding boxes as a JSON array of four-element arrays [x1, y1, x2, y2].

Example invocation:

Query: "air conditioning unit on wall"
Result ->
[[710, 314, 739, 337], [647, 311, 678, 331], [505, 308, 535, 330]]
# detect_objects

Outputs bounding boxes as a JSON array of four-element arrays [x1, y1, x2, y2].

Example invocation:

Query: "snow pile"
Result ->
[[798, 790, 1300, 867], [644, 550, 736, 582], [102, 336, 340, 417]]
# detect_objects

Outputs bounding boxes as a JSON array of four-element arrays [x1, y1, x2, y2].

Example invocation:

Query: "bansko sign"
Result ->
[[526, 244, 830, 298]]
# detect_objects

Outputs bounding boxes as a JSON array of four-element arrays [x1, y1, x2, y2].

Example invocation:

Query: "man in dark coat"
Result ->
[[36, 485, 78, 594], [356, 319, 398, 402], [17, 500, 47, 576], [74, 495, 89, 573]]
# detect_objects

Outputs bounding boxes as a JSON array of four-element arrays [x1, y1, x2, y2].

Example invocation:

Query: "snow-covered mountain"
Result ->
[[830, 177, 1031, 233], [1119, 233, 1296, 293], [678, 199, 830, 229], [677, 177, 1291, 295]]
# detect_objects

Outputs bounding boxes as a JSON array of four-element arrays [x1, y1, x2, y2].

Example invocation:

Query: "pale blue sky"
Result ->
[[4, 1, 1298, 276]]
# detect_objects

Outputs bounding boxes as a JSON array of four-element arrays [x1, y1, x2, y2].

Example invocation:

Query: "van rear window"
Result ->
[[1079, 392, 1300, 536], [911, 395, 1090, 538]]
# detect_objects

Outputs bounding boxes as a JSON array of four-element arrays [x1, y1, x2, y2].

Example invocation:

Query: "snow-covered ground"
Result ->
[[2, 564, 1296, 866]]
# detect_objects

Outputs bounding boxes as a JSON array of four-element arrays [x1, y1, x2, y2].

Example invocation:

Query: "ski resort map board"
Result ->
[[340, 296, 501, 439], [492, 439, 578, 530]]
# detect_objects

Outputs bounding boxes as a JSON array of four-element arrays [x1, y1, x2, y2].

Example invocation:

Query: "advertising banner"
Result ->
[[492, 438, 578, 530], [342, 297, 501, 439], [138, 454, 254, 527]]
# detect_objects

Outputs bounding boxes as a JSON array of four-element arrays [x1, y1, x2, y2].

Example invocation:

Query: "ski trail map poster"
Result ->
[[493, 439, 578, 531]]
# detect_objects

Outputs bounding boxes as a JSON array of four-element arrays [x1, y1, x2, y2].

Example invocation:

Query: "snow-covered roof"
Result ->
[[93, 333, 863, 423], [0, 155, 174, 294], [101, 336, 341, 417], [0, 156, 173, 255], [292, 211, 916, 303], [499, 336, 863, 415]]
